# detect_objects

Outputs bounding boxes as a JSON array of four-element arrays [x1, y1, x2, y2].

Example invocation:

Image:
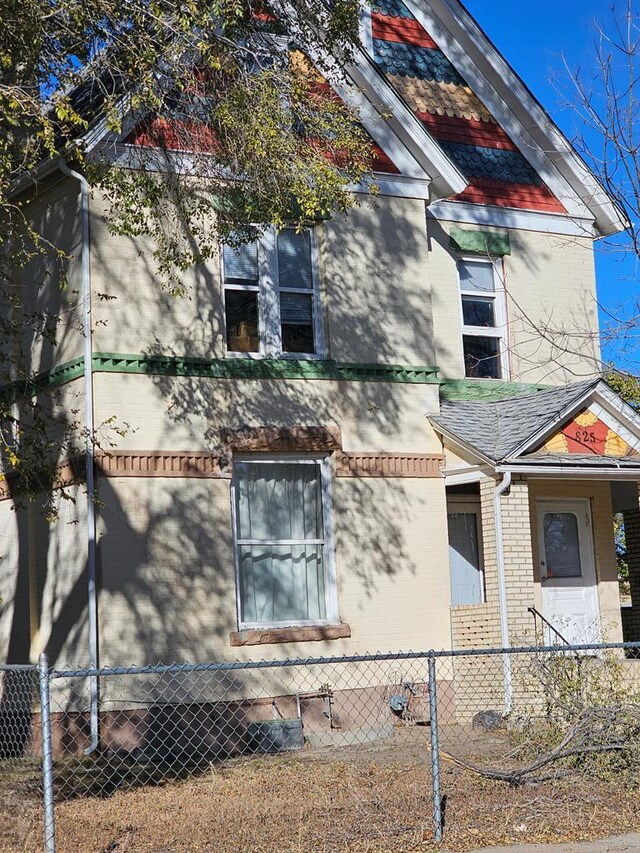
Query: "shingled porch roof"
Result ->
[[431, 378, 640, 469]]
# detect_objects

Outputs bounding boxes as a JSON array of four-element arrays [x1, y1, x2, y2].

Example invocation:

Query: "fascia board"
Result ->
[[497, 464, 640, 480], [352, 174, 431, 199], [403, 0, 626, 234], [592, 384, 640, 448], [345, 49, 468, 198], [327, 70, 434, 180], [428, 200, 596, 238], [8, 156, 63, 199]]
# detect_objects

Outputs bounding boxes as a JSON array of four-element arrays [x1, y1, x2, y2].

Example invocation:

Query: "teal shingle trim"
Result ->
[[440, 142, 542, 186], [371, 0, 415, 19], [449, 227, 511, 257], [372, 39, 464, 85]]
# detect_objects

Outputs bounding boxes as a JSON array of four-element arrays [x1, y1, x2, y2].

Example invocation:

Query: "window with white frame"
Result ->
[[447, 497, 485, 606], [222, 228, 322, 357], [458, 258, 508, 380], [232, 457, 337, 628]]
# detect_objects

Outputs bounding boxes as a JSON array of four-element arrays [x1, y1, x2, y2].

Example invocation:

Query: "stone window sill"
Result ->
[[229, 624, 351, 647]]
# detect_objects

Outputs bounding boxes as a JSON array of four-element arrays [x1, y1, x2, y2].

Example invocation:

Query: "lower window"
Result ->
[[232, 457, 337, 628], [447, 498, 485, 606]]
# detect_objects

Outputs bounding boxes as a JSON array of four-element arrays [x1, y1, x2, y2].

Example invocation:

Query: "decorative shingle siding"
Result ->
[[439, 143, 543, 186], [370, 0, 566, 212], [373, 40, 465, 84], [372, 0, 414, 20]]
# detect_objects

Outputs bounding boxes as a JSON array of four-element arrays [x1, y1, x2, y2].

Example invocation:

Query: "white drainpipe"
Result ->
[[494, 471, 513, 715], [58, 159, 99, 754]]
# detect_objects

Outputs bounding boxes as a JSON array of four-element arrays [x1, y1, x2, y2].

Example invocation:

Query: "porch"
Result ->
[[431, 378, 640, 650]]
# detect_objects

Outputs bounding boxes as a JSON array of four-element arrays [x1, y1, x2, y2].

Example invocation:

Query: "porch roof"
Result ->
[[431, 377, 640, 470]]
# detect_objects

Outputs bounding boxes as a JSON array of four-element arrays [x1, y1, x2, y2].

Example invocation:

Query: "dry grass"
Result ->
[[2, 751, 639, 853]]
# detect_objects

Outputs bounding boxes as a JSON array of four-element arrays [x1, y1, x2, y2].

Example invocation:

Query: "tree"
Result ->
[[0, 0, 373, 504], [560, 1, 640, 378]]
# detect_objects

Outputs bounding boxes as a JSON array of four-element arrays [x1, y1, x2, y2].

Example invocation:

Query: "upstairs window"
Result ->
[[458, 258, 508, 380], [223, 228, 322, 357]]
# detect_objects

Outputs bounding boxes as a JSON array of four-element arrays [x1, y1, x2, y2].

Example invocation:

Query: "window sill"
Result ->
[[229, 624, 351, 647]]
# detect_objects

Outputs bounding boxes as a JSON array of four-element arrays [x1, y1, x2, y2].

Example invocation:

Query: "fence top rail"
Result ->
[[0, 663, 38, 672], [48, 641, 640, 680]]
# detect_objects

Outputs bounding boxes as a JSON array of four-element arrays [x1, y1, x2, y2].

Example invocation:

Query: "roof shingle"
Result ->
[[431, 379, 601, 462]]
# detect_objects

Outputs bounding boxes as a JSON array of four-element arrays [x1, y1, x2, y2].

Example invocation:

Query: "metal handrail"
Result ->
[[527, 606, 573, 647]]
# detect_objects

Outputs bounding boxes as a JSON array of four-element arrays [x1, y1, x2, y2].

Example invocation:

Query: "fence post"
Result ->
[[38, 654, 56, 853], [428, 652, 443, 843]]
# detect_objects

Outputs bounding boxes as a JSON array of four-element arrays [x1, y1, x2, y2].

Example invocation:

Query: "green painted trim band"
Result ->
[[440, 378, 551, 402], [0, 357, 85, 404], [449, 227, 511, 257], [1, 353, 440, 403], [92, 353, 440, 384]]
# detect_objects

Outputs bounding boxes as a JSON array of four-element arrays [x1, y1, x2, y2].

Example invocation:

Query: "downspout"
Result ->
[[494, 470, 513, 715], [58, 159, 99, 754]]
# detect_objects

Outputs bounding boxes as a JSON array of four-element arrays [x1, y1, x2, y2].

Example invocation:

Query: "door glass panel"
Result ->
[[448, 512, 483, 605], [542, 512, 582, 578]]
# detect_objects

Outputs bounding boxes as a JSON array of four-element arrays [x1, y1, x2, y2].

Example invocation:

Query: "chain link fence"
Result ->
[[0, 664, 43, 850], [2, 644, 640, 852]]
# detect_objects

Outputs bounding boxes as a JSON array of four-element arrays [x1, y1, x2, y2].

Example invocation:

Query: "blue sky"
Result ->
[[462, 0, 638, 370]]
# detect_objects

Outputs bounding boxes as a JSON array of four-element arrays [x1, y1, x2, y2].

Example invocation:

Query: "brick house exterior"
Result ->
[[2, 0, 640, 694]]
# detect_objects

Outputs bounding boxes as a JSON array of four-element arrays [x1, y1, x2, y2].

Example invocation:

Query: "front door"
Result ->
[[536, 499, 601, 645]]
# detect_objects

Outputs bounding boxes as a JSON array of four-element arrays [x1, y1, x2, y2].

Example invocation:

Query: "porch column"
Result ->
[[479, 476, 536, 646], [622, 484, 640, 643]]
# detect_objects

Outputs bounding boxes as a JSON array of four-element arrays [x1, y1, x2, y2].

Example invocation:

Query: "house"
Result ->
[[2, 0, 640, 695]]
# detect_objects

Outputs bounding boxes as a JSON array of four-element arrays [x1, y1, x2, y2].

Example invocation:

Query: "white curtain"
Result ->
[[235, 462, 326, 623], [448, 512, 483, 606]]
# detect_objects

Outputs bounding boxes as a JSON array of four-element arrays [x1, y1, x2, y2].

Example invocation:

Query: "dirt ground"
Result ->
[[2, 742, 640, 853]]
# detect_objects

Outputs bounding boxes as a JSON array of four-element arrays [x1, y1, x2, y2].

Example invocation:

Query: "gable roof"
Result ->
[[432, 380, 601, 463], [17, 0, 625, 233], [401, 0, 626, 235], [368, 0, 566, 214], [432, 378, 640, 473]]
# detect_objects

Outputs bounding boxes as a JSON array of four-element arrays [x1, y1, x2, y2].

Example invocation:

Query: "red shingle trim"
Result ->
[[127, 117, 219, 153], [336, 452, 444, 478], [418, 113, 516, 151], [371, 13, 438, 49], [371, 143, 401, 174], [455, 180, 567, 213]]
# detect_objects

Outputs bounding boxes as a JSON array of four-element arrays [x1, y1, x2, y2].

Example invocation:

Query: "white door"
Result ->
[[536, 499, 601, 645]]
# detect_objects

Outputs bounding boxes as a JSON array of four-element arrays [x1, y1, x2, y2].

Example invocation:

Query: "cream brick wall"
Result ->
[[88, 192, 437, 368], [452, 477, 536, 650], [427, 218, 600, 384], [93, 372, 442, 454], [16, 176, 84, 372], [0, 485, 87, 666], [501, 478, 537, 642], [528, 480, 622, 643], [93, 473, 451, 666]]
